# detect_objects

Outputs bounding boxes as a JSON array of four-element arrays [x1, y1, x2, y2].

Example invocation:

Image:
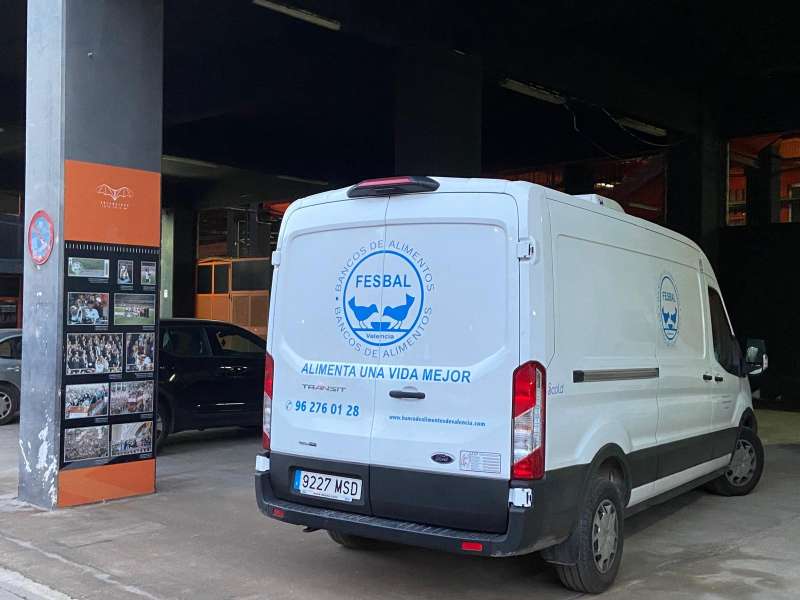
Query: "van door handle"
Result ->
[[389, 390, 425, 400], [714, 375, 724, 382], [702, 374, 713, 381]]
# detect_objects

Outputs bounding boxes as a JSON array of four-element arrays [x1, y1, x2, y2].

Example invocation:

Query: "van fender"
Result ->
[[574, 419, 634, 472], [540, 442, 633, 566], [738, 406, 758, 435], [732, 380, 757, 433]]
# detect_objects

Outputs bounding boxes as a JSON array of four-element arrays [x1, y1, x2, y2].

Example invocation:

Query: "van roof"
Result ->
[[296, 176, 516, 207], [289, 176, 705, 261]]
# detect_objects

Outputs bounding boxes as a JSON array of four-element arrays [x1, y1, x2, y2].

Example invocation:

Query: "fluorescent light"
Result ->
[[499, 79, 565, 105], [628, 202, 660, 212], [276, 174, 329, 186], [252, 0, 340, 31], [616, 117, 667, 138], [595, 182, 615, 189], [162, 155, 220, 169]]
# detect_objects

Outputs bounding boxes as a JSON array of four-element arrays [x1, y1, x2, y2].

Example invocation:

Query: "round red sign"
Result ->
[[28, 209, 55, 265]]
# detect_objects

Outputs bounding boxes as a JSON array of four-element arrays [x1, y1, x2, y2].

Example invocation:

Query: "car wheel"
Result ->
[[327, 530, 382, 550], [0, 384, 19, 426], [554, 477, 625, 594], [707, 427, 764, 496], [155, 401, 170, 451]]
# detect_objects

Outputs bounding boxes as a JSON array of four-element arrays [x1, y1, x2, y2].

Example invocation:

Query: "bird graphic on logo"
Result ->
[[96, 184, 134, 202], [382, 294, 415, 329], [348, 297, 378, 328], [348, 294, 416, 330], [662, 308, 678, 330]]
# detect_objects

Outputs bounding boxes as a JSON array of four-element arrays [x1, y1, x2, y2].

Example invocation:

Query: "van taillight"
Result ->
[[263, 352, 274, 450], [512, 361, 545, 480]]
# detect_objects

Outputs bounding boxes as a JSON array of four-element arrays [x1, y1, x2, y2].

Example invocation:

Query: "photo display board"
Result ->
[[60, 241, 159, 470]]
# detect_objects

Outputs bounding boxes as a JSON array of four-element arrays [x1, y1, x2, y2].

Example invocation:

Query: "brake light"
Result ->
[[512, 361, 546, 479], [461, 541, 483, 552], [263, 352, 274, 450], [346, 175, 440, 198]]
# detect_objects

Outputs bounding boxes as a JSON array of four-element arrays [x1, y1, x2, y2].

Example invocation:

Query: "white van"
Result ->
[[255, 176, 765, 593]]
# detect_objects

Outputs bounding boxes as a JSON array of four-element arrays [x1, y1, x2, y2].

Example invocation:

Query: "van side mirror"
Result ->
[[744, 338, 767, 375]]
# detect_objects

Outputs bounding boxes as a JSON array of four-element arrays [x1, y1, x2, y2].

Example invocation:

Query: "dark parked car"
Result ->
[[157, 319, 265, 448]]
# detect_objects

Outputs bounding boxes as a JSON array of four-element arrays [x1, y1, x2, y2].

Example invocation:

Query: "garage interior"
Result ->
[[1, 3, 798, 407], [0, 7, 799, 429], [1, 1, 800, 597]]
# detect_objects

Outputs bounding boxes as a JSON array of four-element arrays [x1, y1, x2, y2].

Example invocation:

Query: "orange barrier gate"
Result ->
[[195, 257, 271, 339]]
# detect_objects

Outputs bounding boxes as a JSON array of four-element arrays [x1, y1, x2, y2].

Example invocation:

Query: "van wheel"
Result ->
[[327, 530, 380, 550], [554, 477, 624, 594], [707, 427, 764, 496]]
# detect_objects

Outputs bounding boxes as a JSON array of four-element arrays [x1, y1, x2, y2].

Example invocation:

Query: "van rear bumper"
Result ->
[[255, 461, 580, 557]]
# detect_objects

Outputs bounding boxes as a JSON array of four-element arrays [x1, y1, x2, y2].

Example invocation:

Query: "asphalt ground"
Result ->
[[1, 412, 799, 600]]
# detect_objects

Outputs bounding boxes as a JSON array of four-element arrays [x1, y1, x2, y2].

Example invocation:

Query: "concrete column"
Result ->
[[744, 165, 763, 226], [171, 202, 196, 317], [160, 210, 174, 318], [19, 0, 67, 508], [394, 48, 482, 177], [666, 114, 727, 266], [757, 145, 782, 224], [21, 0, 163, 509], [563, 162, 595, 195]]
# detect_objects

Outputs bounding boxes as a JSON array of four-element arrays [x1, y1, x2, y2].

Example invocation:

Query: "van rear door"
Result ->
[[269, 197, 386, 465], [368, 192, 520, 533]]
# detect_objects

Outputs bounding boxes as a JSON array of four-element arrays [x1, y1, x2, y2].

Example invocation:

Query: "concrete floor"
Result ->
[[0, 421, 799, 600]]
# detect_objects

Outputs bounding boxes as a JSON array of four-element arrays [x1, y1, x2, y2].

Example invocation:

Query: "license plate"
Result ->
[[293, 470, 362, 502]]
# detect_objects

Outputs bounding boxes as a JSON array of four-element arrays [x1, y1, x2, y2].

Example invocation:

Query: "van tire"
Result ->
[[554, 477, 624, 594], [327, 530, 380, 550], [707, 427, 764, 496]]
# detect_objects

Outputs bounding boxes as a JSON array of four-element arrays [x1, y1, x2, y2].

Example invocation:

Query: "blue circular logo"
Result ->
[[342, 249, 424, 347], [659, 274, 679, 342]]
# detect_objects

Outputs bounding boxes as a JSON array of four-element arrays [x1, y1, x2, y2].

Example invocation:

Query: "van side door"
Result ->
[[704, 280, 742, 457], [653, 266, 714, 492]]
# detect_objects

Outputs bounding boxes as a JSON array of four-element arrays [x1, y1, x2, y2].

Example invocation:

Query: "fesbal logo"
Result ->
[[335, 240, 434, 358], [659, 273, 680, 343]]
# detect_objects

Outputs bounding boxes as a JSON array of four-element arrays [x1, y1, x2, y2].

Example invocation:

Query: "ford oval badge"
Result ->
[[431, 453, 454, 465]]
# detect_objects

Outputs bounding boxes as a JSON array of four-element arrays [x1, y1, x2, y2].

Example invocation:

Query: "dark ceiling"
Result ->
[[2, 0, 800, 192]]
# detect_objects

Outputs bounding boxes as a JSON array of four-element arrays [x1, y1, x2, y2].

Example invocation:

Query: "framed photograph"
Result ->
[[63, 425, 109, 462], [65, 382, 109, 419], [111, 422, 153, 457], [125, 332, 155, 373], [141, 261, 157, 286], [117, 260, 134, 285], [113, 293, 156, 326], [68, 257, 110, 279], [110, 380, 154, 416], [65, 333, 124, 375], [67, 292, 109, 326]]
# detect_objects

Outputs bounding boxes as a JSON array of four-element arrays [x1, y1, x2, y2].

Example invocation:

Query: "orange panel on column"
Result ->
[[64, 159, 161, 246], [58, 460, 156, 507]]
